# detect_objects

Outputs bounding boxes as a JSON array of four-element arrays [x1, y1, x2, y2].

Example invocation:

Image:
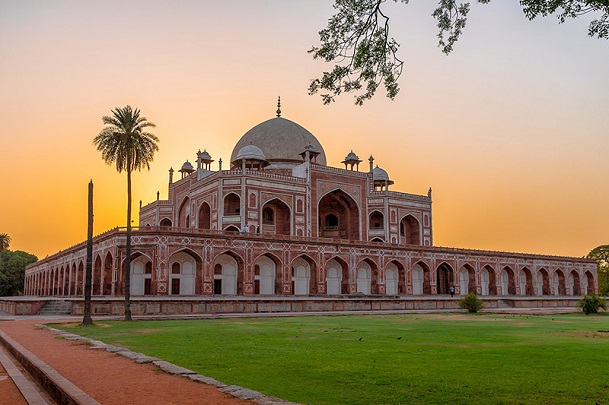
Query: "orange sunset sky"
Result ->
[[1, 1, 607, 259]]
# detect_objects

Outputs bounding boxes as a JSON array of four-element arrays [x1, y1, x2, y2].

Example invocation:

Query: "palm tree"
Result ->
[[94, 106, 159, 320], [0, 233, 11, 251]]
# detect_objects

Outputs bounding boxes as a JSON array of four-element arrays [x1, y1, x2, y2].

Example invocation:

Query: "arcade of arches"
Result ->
[[25, 243, 597, 299]]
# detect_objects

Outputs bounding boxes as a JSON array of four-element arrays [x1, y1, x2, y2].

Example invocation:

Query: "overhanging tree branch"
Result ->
[[310, 0, 608, 105]]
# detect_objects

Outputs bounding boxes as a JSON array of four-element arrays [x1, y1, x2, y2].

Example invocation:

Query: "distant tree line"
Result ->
[[589, 245, 609, 296], [0, 234, 38, 296]]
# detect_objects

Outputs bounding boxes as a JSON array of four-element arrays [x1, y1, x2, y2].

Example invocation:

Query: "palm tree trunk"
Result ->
[[124, 169, 132, 321], [83, 180, 94, 326]]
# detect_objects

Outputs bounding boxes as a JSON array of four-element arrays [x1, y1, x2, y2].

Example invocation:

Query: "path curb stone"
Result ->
[[0, 329, 101, 405], [40, 324, 299, 404]]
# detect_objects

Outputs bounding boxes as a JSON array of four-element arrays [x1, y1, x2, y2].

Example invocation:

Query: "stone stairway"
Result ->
[[37, 300, 72, 316]]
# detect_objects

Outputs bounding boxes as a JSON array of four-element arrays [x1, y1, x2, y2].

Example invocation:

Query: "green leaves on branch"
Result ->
[[94, 106, 159, 174], [308, 0, 405, 105], [310, 0, 609, 104], [433, 0, 489, 55], [520, 0, 609, 40]]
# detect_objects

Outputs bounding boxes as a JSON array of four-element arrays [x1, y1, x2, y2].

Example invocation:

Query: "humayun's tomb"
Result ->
[[13, 100, 597, 316]]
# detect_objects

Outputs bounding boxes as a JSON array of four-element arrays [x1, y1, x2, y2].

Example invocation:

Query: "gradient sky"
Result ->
[[1, 1, 607, 259]]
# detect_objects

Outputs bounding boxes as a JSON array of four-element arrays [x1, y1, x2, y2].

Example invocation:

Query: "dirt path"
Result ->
[[0, 320, 251, 405], [0, 355, 28, 405]]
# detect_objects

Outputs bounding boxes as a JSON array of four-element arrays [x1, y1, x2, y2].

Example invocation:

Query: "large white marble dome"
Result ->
[[230, 116, 327, 167]]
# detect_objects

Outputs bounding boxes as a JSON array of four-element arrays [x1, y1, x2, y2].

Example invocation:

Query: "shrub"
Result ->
[[578, 294, 607, 315], [459, 293, 484, 313]]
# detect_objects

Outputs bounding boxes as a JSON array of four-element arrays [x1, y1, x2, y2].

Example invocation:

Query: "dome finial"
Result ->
[[276, 96, 281, 117]]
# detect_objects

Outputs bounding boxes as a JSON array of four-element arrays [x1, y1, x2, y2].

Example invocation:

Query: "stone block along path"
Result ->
[[0, 319, 254, 405]]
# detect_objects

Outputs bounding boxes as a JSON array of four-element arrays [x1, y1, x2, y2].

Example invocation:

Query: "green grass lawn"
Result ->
[[55, 313, 609, 404]]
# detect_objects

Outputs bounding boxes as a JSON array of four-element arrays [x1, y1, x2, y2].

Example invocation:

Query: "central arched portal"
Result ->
[[318, 190, 360, 240]]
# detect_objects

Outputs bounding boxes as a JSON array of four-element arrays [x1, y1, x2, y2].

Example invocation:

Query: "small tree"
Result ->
[[578, 294, 607, 315], [459, 293, 484, 313]]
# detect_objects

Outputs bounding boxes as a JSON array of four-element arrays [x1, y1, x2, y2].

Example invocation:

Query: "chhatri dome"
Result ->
[[230, 97, 327, 168]]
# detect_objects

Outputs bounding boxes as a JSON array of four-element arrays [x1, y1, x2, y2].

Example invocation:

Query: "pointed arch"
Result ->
[[77, 261, 84, 295], [554, 269, 566, 295], [69, 263, 77, 296], [326, 256, 349, 294], [160, 218, 172, 227], [458, 263, 476, 295], [130, 252, 154, 296], [290, 255, 318, 295], [400, 214, 421, 245], [537, 268, 550, 295], [436, 262, 454, 294], [224, 225, 240, 233], [261, 198, 291, 235], [198, 201, 211, 230], [224, 192, 241, 215], [317, 189, 360, 240], [103, 252, 113, 295], [55, 267, 61, 295], [178, 196, 191, 228], [584, 271, 595, 294], [370, 237, 384, 243], [168, 250, 200, 295], [369, 210, 384, 229], [519, 267, 534, 296], [254, 252, 282, 295], [385, 261, 403, 296], [213, 250, 244, 295], [62, 265, 69, 295], [93, 255, 102, 295], [483, 265, 495, 295], [500, 266, 516, 295], [356, 258, 379, 295], [411, 261, 431, 295], [568, 270, 581, 296]]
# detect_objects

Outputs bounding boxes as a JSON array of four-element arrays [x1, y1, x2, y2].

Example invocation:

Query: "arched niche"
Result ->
[[318, 189, 360, 240], [198, 202, 211, 229], [400, 215, 421, 245], [261, 198, 291, 235]]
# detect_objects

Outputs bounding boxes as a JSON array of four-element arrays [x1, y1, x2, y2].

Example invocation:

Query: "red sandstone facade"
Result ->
[[24, 109, 597, 300]]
